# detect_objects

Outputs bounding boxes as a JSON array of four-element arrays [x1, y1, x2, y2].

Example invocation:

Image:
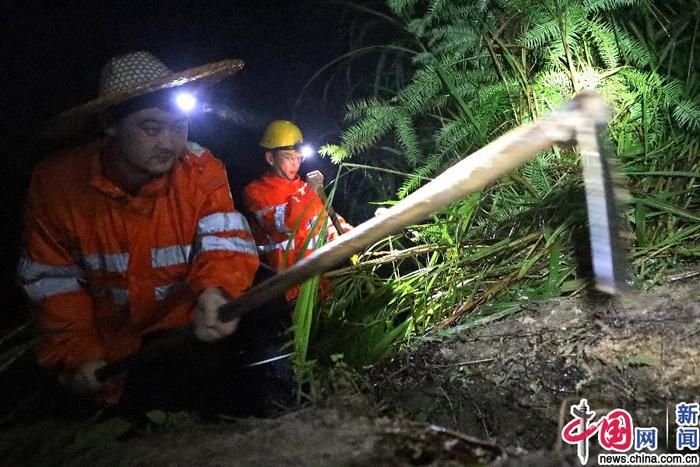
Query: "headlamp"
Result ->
[[274, 143, 315, 160], [174, 92, 197, 113], [300, 144, 314, 158]]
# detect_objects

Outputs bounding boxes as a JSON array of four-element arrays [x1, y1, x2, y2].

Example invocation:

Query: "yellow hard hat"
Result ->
[[259, 120, 303, 150]]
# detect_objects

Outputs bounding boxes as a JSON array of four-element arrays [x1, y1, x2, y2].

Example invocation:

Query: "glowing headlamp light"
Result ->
[[174, 92, 197, 112], [299, 144, 314, 158]]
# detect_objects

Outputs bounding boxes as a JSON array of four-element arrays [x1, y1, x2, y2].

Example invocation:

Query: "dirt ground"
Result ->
[[2, 275, 698, 466]]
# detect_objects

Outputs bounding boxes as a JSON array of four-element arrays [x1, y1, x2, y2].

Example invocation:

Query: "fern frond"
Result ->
[[673, 99, 700, 131], [495, 0, 528, 14], [470, 81, 514, 128], [397, 154, 444, 198], [519, 18, 561, 49], [585, 18, 620, 68], [345, 97, 388, 120], [429, 23, 483, 57], [318, 144, 350, 164], [397, 66, 444, 115], [661, 78, 685, 104], [584, 0, 643, 13], [426, 0, 451, 22], [526, 2, 559, 25], [407, 17, 430, 38], [341, 106, 397, 155], [461, 69, 501, 86], [439, 63, 481, 99], [520, 153, 555, 195], [434, 118, 478, 157], [614, 28, 653, 68], [388, 0, 420, 16], [393, 112, 423, 167]]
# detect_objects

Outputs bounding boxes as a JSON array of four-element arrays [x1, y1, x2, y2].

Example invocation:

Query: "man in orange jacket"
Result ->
[[18, 51, 292, 416], [242, 120, 352, 301]]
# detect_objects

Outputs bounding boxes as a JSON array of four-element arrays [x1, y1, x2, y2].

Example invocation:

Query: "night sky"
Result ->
[[1, 0, 397, 325]]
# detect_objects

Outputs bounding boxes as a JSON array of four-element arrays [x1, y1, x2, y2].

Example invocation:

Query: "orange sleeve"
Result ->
[[188, 160, 260, 299], [18, 169, 105, 370]]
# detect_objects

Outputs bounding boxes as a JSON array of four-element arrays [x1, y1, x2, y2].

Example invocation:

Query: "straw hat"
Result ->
[[39, 50, 244, 137]]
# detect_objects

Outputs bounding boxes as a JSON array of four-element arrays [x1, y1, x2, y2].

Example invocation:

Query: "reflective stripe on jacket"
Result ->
[[18, 139, 260, 370], [242, 172, 350, 300]]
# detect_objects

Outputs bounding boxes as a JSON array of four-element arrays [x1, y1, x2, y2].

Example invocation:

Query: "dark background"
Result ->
[[1, 0, 397, 327]]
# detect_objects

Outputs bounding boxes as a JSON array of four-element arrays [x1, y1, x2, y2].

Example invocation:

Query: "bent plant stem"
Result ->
[[434, 64, 482, 133], [341, 162, 434, 181], [557, 8, 580, 93], [324, 243, 442, 277], [437, 259, 548, 329]]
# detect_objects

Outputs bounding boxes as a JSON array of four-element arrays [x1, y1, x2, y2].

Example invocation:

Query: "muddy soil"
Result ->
[[369, 278, 700, 463], [1, 278, 698, 466]]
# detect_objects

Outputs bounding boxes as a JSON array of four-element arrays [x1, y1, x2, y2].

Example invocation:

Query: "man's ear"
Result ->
[[264, 151, 275, 166]]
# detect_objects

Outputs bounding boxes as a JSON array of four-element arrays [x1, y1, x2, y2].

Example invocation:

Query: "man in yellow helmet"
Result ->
[[242, 120, 351, 301]]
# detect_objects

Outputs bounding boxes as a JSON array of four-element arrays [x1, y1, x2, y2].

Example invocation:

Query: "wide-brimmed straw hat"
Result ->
[[39, 50, 244, 138]]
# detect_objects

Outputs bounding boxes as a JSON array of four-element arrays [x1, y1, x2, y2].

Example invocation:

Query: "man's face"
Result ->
[[268, 149, 303, 181], [109, 107, 189, 176]]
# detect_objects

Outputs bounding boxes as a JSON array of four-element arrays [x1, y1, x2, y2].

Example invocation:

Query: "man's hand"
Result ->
[[306, 170, 325, 193], [71, 359, 107, 394], [194, 287, 239, 342]]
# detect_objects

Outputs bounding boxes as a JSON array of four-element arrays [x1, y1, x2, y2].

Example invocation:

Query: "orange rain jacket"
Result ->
[[17, 139, 260, 372], [242, 173, 351, 300]]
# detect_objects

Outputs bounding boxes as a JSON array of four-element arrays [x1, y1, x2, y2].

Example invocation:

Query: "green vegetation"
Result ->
[[298, 0, 699, 372]]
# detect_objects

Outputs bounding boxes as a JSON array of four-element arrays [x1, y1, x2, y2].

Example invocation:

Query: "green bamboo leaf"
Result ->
[[635, 197, 700, 223]]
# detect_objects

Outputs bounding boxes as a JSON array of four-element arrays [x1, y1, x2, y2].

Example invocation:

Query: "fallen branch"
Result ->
[[324, 244, 441, 278]]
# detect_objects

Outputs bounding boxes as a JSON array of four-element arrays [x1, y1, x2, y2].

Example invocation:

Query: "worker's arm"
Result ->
[[305, 170, 352, 241], [187, 156, 260, 341], [17, 168, 105, 381]]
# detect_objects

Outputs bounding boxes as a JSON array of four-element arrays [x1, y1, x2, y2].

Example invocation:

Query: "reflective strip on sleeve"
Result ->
[[82, 252, 129, 273], [197, 235, 258, 256], [109, 287, 129, 306], [17, 257, 84, 281], [155, 280, 186, 301], [23, 277, 83, 302], [197, 212, 251, 235], [254, 203, 290, 234], [273, 204, 290, 233], [151, 245, 193, 268], [90, 285, 129, 306], [257, 238, 295, 254], [254, 206, 273, 224]]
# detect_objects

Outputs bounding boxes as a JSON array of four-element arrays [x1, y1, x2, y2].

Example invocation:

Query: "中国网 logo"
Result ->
[[561, 399, 699, 466]]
